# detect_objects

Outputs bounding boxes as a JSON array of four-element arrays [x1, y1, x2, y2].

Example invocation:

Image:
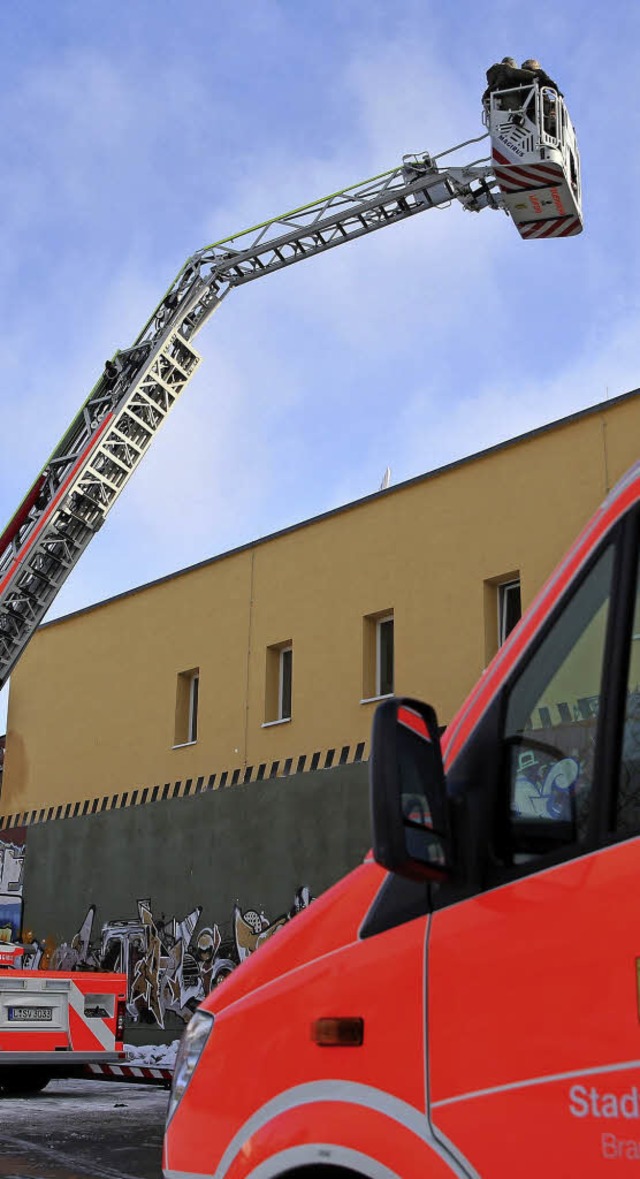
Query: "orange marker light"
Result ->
[[312, 1017, 364, 1047]]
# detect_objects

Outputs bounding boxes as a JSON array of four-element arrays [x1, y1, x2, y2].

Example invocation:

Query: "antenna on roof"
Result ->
[[379, 466, 391, 491]]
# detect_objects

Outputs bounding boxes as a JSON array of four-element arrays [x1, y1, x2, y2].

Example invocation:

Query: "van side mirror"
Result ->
[[369, 697, 452, 882]]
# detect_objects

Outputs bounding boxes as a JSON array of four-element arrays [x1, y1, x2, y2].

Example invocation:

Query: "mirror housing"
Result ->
[[370, 697, 452, 882]]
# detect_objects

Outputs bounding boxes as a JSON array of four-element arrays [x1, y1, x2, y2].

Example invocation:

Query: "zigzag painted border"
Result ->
[[85, 1062, 172, 1085], [0, 740, 369, 831]]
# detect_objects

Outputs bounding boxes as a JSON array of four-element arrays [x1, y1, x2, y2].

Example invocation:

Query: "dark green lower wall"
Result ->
[[20, 762, 371, 1042]]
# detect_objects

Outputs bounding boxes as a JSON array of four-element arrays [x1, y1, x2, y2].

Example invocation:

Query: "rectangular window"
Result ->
[[174, 668, 199, 746], [363, 610, 394, 700], [484, 572, 522, 662], [188, 673, 199, 743], [377, 615, 394, 696], [499, 579, 522, 645], [617, 552, 640, 839], [265, 642, 293, 724], [279, 646, 292, 721], [504, 544, 614, 860]]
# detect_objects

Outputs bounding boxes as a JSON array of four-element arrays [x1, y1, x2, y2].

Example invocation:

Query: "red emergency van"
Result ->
[[163, 459, 640, 1177]]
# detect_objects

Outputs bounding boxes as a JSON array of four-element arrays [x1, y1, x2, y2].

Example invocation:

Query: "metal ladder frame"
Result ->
[[0, 146, 502, 690]]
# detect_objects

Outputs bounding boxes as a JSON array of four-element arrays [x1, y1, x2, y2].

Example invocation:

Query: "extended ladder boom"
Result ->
[[0, 147, 502, 691]]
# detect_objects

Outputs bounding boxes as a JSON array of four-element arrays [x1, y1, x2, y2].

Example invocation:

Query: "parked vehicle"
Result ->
[[0, 957, 126, 1095], [163, 459, 640, 1177]]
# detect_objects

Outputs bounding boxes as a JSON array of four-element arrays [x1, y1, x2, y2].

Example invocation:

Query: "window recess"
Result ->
[[264, 641, 293, 724], [174, 668, 199, 746], [362, 610, 394, 701], [484, 573, 522, 662]]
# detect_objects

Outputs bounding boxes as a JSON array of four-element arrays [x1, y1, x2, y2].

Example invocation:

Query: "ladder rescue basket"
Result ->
[[486, 83, 583, 238]]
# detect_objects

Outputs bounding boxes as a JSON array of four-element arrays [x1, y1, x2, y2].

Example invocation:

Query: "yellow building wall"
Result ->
[[2, 394, 639, 820]]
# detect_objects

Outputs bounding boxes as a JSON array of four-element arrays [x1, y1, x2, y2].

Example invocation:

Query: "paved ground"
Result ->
[[0, 1077, 169, 1179]]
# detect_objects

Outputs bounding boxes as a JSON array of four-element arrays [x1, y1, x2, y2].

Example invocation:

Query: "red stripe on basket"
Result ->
[[558, 218, 581, 237]]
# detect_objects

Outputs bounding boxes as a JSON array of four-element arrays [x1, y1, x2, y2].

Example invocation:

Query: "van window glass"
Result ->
[[617, 554, 640, 838], [503, 544, 614, 860]]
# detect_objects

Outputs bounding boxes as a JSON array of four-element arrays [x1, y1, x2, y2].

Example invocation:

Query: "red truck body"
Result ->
[[0, 956, 126, 1092], [163, 459, 640, 1177]]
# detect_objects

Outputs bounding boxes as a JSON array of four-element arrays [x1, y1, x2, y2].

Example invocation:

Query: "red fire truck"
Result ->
[[162, 461, 640, 1176], [0, 82, 584, 1116], [0, 942, 126, 1094]]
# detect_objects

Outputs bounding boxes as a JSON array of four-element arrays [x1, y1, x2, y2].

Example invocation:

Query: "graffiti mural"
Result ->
[[233, 887, 312, 961], [20, 887, 312, 1029], [513, 751, 581, 821], [511, 712, 597, 844], [0, 829, 25, 944], [49, 904, 96, 970], [127, 900, 210, 1027]]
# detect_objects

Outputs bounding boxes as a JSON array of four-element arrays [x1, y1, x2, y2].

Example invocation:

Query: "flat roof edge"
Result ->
[[40, 387, 640, 630]]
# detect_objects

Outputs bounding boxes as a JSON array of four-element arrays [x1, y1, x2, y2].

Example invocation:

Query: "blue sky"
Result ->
[[0, 0, 639, 725]]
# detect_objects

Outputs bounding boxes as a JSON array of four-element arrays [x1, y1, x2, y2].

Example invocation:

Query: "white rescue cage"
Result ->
[[486, 83, 583, 238]]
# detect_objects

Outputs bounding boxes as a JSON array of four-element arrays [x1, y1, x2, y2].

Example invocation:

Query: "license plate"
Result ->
[[8, 1006, 53, 1022]]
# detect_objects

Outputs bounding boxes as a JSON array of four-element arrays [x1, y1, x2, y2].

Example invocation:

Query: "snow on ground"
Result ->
[[125, 1040, 180, 1069], [1, 1078, 168, 1179]]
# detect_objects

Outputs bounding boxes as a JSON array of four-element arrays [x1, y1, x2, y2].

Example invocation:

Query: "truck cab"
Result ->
[[163, 460, 640, 1177]]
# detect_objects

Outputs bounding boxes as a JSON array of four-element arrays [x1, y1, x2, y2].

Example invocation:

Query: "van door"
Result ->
[[428, 521, 640, 1176]]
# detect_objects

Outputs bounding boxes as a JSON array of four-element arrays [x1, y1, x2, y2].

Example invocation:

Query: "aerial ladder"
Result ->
[[0, 89, 583, 693]]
